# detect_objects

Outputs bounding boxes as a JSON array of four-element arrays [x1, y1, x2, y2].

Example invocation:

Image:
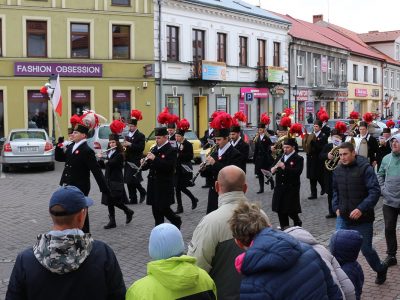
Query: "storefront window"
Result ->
[[0, 91, 4, 137], [28, 90, 48, 132], [71, 90, 90, 116], [216, 96, 228, 112], [353, 100, 361, 113], [113, 90, 130, 123], [167, 97, 180, 117]]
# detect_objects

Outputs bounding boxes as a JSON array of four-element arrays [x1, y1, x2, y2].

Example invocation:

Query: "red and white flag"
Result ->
[[51, 75, 62, 117]]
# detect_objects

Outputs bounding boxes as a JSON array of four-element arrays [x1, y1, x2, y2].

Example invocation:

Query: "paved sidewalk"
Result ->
[[0, 160, 399, 299]]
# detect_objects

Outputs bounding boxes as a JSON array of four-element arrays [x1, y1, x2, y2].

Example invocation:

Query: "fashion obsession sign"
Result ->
[[14, 62, 103, 77]]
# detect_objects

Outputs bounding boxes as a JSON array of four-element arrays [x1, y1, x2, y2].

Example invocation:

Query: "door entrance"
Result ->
[[194, 96, 207, 137]]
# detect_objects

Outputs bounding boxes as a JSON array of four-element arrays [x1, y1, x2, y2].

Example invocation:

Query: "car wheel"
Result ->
[[2, 164, 10, 173], [47, 162, 55, 171]]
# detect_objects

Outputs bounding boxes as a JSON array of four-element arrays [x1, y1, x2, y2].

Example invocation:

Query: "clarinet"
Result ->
[[189, 144, 218, 186], [134, 146, 157, 177]]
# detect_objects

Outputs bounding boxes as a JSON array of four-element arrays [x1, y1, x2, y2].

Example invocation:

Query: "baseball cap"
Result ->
[[49, 186, 94, 216]]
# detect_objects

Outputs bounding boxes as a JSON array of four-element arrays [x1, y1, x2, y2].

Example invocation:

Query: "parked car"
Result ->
[[144, 130, 202, 162], [86, 124, 129, 155], [1, 128, 55, 172]]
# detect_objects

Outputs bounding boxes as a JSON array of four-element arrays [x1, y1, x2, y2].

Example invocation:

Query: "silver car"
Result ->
[[1, 128, 55, 172]]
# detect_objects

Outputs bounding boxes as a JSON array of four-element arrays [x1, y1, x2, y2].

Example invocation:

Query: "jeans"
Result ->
[[336, 216, 385, 272], [382, 204, 400, 256]]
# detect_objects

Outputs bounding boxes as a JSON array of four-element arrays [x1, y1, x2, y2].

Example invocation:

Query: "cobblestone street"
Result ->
[[0, 157, 399, 299]]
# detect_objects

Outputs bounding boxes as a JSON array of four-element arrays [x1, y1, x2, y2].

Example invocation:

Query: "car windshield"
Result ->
[[98, 126, 112, 139], [10, 131, 46, 141]]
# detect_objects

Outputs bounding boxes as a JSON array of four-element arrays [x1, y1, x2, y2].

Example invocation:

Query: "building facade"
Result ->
[[0, 0, 155, 138], [154, 0, 290, 136]]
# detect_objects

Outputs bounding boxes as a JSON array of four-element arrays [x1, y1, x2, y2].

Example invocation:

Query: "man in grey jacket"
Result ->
[[188, 165, 259, 300], [377, 134, 400, 267]]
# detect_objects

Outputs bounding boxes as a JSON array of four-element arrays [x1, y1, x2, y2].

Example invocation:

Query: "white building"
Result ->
[[154, 0, 290, 136]]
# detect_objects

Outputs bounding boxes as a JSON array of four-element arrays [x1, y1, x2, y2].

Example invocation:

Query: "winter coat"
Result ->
[[126, 255, 216, 300], [332, 156, 380, 224], [254, 134, 273, 173], [175, 139, 194, 187], [285, 227, 355, 300], [235, 227, 343, 300], [272, 152, 304, 214], [101, 150, 128, 206], [377, 152, 400, 208], [124, 129, 145, 184], [6, 233, 126, 300], [232, 138, 249, 173], [330, 230, 364, 300], [306, 131, 328, 179]]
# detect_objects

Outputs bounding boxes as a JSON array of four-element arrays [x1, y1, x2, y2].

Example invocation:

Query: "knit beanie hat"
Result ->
[[149, 223, 184, 260]]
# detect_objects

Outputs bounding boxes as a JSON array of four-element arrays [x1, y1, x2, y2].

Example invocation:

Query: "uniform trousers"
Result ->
[[151, 205, 181, 229]]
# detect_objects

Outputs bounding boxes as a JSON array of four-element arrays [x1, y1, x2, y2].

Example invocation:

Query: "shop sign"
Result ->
[[321, 56, 328, 73], [305, 101, 314, 113], [355, 88, 368, 97], [113, 91, 130, 100], [267, 66, 285, 83], [202, 61, 226, 81], [240, 87, 268, 98], [28, 90, 47, 100], [14, 62, 103, 77], [72, 91, 90, 102], [336, 91, 348, 102], [297, 90, 309, 101]]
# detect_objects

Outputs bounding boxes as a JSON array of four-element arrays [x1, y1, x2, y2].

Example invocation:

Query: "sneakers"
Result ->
[[383, 255, 397, 267], [375, 264, 388, 285]]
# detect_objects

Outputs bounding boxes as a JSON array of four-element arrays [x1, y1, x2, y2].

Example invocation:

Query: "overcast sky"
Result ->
[[244, 0, 399, 33]]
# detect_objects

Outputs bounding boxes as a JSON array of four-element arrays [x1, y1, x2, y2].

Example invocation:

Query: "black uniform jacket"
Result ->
[[55, 141, 109, 196], [319, 143, 335, 194], [254, 134, 273, 173], [143, 142, 177, 208], [272, 152, 304, 214], [377, 140, 392, 169], [200, 129, 215, 149], [232, 138, 249, 173], [124, 130, 145, 183], [306, 132, 328, 179], [176, 139, 194, 186]]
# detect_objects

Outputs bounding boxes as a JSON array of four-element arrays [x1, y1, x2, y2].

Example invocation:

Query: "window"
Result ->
[[297, 55, 304, 77], [27, 20, 47, 57], [328, 60, 333, 80], [71, 90, 91, 116], [239, 36, 247, 66], [390, 71, 395, 90], [384, 70, 388, 88], [340, 62, 346, 82], [313, 57, 319, 86], [257, 39, 266, 67], [364, 66, 368, 82], [28, 90, 48, 131], [0, 91, 3, 137], [112, 25, 130, 59], [352, 64, 358, 81], [217, 33, 227, 63], [373, 68, 377, 84], [397, 73, 400, 90], [396, 44, 400, 61], [112, 0, 130, 5], [0, 19, 2, 57], [167, 26, 179, 61], [113, 90, 131, 122], [216, 96, 228, 112], [192, 29, 205, 61], [167, 97, 180, 117], [273, 42, 280, 66], [71, 23, 89, 58]]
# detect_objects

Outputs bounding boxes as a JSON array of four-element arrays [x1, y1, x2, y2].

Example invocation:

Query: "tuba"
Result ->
[[325, 146, 340, 171]]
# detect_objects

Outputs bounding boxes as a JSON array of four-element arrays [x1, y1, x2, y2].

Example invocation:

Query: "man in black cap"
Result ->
[[254, 122, 274, 193], [123, 117, 147, 204], [55, 124, 110, 233], [142, 127, 181, 228], [306, 120, 328, 199], [167, 123, 177, 148], [229, 125, 249, 173], [271, 138, 304, 229], [377, 128, 392, 170], [200, 127, 242, 213]]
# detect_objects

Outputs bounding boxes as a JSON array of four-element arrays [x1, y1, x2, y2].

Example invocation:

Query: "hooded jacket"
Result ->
[[6, 232, 126, 300], [330, 230, 364, 300], [285, 227, 355, 300], [126, 255, 216, 300], [235, 227, 342, 300], [377, 151, 400, 208]]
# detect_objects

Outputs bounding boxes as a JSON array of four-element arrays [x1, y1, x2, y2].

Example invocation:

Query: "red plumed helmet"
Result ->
[[335, 121, 347, 134], [70, 114, 82, 128], [260, 113, 270, 125], [349, 111, 360, 120], [157, 107, 171, 125], [130, 109, 143, 121], [283, 108, 293, 117], [280, 116, 292, 128], [363, 112, 373, 124], [211, 112, 233, 129], [110, 119, 125, 135], [211, 111, 224, 120], [177, 119, 190, 131], [290, 123, 303, 135], [169, 114, 179, 125], [233, 111, 247, 123], [40, 86, 48, 96], [386, 120, 395, 129], [231, 118, 239, 126], [318, 112, 329, 123]]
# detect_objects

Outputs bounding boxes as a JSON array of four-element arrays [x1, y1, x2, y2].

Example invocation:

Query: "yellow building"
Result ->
[[0, 0, 155, 138]]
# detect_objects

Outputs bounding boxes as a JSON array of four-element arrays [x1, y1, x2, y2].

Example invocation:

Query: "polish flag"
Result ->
[[52, 75, 62, 117]]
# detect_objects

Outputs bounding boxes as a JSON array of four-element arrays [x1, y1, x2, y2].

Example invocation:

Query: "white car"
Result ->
[[86, 124, 129, 155], [1, 128, 55, 172]]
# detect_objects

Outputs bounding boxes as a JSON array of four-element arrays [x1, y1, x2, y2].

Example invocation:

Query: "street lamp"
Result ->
[[292, 84, 298, 122], [48, 74, 57, 139], [384, 93, 389, 119]]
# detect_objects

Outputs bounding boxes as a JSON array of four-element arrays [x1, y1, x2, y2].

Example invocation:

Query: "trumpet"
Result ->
[[190, 144, 218, 186], [324, 146, 340, 171]]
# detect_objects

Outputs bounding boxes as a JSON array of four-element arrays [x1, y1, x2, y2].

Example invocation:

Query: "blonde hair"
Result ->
[[229, 200, 269, 247]]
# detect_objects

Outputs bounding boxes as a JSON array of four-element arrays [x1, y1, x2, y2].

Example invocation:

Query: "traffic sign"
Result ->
[[245, 92, 253, 102]]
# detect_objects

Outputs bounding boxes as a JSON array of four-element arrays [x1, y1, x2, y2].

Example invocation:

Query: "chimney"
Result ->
[[313, 14, 323, 23]]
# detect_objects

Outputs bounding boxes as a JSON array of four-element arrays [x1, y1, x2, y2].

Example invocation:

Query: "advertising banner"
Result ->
[[202, 61, 226, 81], [240, 87, 268, 98], [267, 66, 285, 83]]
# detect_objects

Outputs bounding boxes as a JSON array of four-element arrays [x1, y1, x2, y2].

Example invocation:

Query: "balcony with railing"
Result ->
[[189, 60, 226, 86]]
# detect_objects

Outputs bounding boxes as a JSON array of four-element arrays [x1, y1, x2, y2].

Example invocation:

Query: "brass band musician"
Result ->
[[376, 128, 392, 170], [355, 121, 379, 167]]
